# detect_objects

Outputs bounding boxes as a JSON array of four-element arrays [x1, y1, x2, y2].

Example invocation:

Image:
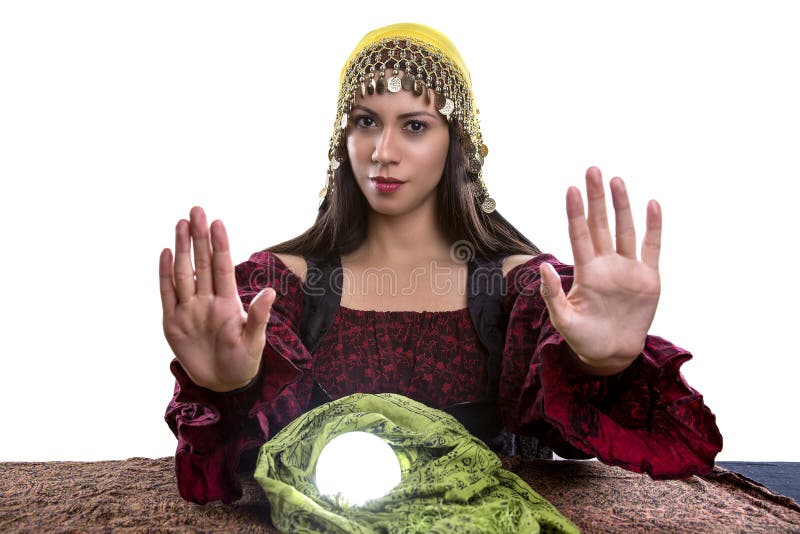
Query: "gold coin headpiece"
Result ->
[[320, 22, 495, 213]]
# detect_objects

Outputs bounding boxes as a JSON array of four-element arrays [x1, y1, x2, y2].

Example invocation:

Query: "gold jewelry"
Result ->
[[321, 23, 495, 213]]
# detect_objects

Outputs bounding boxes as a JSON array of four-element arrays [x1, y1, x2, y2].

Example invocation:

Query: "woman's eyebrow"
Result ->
[[351, 104, 439, 121]]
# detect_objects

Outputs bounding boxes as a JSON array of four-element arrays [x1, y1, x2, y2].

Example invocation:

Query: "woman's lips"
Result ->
[[371, 179, 405, 194]]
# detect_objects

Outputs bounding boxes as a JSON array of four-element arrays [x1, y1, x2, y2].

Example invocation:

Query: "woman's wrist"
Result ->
[[209, 373, 260, 394], [563, 345, 634, 377]]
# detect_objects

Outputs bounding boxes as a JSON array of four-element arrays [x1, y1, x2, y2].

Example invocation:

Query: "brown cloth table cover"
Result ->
[[1, 456, 798, 533]]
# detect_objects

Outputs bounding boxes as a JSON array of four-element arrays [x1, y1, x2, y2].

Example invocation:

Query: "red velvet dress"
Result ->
[[165, 251, 723, 504]]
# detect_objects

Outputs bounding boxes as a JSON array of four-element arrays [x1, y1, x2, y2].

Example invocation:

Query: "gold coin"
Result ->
[[387, 76, 402, 92], [368, 79, 376, 95], [360, 81, 366, 99], [481, 197, 496, 213], [376, 77, 386, 94], [480, 144, 489, 158], [440, 97, 454, 116], [401, 74, 414, 91], [413, 79, 424, 96]]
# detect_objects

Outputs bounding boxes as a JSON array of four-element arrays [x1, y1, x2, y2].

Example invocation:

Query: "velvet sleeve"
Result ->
[[164, 251, 314, 504], [499, 253, 723, 479]]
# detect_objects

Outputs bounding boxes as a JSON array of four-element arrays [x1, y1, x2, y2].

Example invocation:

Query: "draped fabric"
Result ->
[[254, 392, 579, 533]]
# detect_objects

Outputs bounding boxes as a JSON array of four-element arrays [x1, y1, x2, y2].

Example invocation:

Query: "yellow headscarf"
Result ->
[[339, 22, 473, 93]]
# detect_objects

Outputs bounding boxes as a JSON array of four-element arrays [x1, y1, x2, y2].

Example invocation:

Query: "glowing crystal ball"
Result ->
[[314, 431, 402, 507]]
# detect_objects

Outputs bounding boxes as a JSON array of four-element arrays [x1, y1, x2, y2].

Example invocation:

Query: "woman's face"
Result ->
[[346, 70, 450, 217]]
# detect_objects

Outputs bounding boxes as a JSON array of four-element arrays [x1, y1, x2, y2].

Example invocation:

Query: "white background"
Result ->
[[1, 1, 797, 462]]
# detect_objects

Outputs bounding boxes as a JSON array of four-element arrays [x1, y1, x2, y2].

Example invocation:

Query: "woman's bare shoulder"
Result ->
[[501, 254, 537, 278], [272, 252, 308, 284]]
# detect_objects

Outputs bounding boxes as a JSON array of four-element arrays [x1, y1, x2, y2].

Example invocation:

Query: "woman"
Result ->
[[160, 22, 722, 505]]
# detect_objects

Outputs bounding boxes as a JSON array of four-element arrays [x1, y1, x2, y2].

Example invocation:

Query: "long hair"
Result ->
[[265, 122, 541, 261]]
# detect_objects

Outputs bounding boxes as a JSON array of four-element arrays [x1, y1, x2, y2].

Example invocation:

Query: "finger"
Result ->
[[190, 206, 213, 296], [210, 219, 237, 298], [610, 177, 637, 259], [173, 219, 195, 301], [244, 287, 276, 347], [566, 186, 595, 267], [159, 248, 177, 316], [584, 166, 615, 255], [641, 199, 662, 270], [539, 262, 569, 329]]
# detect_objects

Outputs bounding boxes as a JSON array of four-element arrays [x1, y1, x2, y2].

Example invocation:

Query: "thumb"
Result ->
[[244, 287, 276, 343], [539, 262, 568, 325]]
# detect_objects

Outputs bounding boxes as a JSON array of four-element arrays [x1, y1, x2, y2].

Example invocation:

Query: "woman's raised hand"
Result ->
[[538, 166, 662, 375], [159, 206, 276, 392]]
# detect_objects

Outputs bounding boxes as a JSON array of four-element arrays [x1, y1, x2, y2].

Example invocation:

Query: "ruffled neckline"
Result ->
[[337, 304, 471, 316]]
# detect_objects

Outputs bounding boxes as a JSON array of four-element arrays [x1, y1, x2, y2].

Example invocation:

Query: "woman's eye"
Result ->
[[406, 120, 427, 133], [355, 116, 375, 127]]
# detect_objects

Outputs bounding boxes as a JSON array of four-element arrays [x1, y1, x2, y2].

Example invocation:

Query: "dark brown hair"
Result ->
[[265, 123, 542, 261]]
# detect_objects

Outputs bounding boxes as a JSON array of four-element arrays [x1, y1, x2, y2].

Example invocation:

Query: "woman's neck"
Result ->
[[355, 208, 453, 267]]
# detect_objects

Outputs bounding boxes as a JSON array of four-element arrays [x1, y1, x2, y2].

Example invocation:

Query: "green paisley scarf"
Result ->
[[254, 393, 578, 533]]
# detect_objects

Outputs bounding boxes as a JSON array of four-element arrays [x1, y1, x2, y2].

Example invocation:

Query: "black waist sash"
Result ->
[[298, 254, 551, 459]]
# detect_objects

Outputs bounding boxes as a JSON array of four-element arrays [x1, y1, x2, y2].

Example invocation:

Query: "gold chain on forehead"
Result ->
[[320, 25, 496, 214]]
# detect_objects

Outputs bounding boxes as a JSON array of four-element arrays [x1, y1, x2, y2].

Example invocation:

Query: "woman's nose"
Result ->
[[372, 127, 400, 165]]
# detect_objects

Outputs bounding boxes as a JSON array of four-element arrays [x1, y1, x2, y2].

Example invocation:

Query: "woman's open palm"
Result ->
[[539, 166, 662, 374], [159, 206, 276, 392]]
